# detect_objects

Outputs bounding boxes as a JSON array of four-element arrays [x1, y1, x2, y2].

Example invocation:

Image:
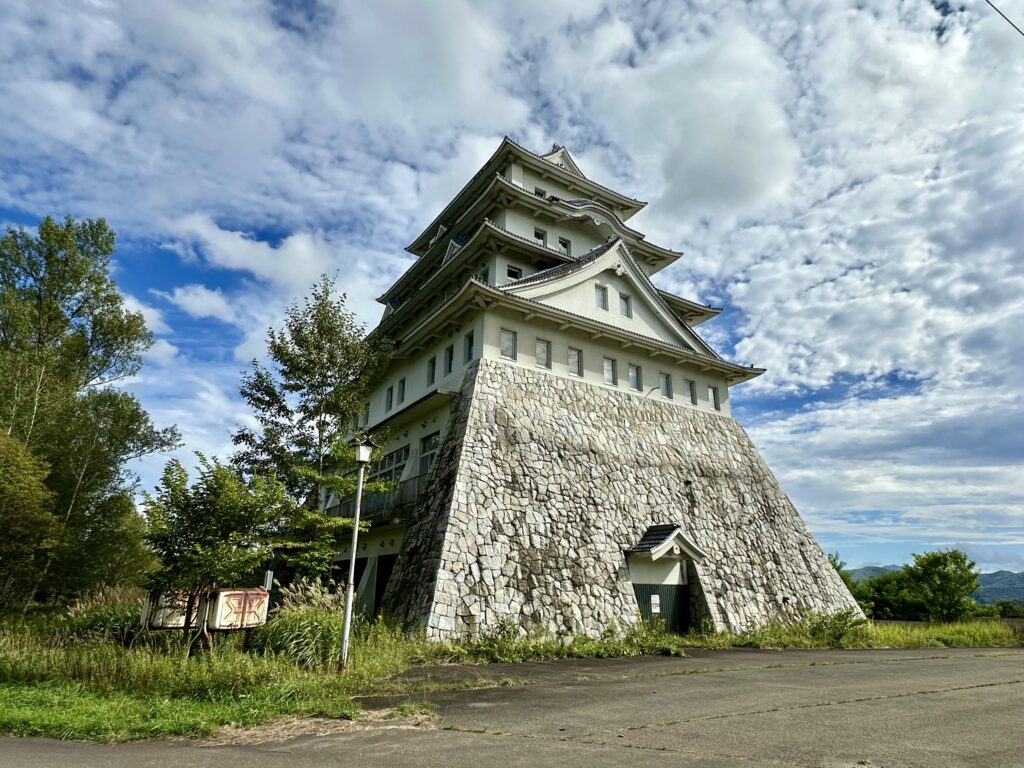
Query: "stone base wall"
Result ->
[[382, 359, 861, 639]]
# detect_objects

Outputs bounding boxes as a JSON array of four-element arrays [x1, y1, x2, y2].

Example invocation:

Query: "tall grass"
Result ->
[[865, 619, 1021, 649], [676, 611, 1023, 650], [1, 588, 1020, 742]]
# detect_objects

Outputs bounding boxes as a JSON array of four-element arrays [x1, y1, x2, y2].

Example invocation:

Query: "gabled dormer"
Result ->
[[540, 145, 586, 178], [501, 238, 718, 358]]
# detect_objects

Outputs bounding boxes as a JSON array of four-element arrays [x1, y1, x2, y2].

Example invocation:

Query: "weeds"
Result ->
[[1, 590, 1020, 743]]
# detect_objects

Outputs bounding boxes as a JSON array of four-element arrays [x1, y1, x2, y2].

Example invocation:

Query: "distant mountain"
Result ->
[[847, 566, 1024, 604], [848, 565, 901, 581], [974, 571, 1024, 604]]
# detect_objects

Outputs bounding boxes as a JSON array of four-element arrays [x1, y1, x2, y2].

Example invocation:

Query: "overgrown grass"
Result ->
[[864, 619, 1022, 649], [675, 611, 1023, 650], [1, 597, 1020, 743]]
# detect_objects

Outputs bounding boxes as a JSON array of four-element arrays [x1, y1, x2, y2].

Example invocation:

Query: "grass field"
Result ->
[[1, 599, 1020, 742]]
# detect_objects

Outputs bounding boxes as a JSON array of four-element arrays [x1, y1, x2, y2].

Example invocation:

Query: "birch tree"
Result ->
[[0, 216, 179, 608]]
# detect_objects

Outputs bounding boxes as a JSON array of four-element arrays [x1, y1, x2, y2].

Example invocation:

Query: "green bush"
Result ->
[[253, 605, 348, 670]]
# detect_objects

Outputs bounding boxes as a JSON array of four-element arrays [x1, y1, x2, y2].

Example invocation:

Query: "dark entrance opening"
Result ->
[[373, 554, 398, 614], [633, 583, 691, 633]]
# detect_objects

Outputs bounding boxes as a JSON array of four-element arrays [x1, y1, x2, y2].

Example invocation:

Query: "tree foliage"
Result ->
[[850, 549, 981, 621], [0, 216, 179, 608], [0, 433, 58, 606], [232, 274, 391, 504], [143, 456, 297, 595], [904, 549, 980, 622]]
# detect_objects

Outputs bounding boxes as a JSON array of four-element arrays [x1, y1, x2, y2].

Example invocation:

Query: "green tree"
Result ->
[[995, 600, 1024, 619], [0, 433, 58, 606], [143, 456, 297, 599], [904, 549, 980, 622], [851, 550, 981, 621], [232, 275, 391, 507], [231, 275, 391, 582], [851, 569, 927, 620], [0, 216, 179, 608]]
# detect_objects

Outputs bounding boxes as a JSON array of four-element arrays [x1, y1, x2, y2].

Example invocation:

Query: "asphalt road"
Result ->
[[2, 648, 1023, 768]]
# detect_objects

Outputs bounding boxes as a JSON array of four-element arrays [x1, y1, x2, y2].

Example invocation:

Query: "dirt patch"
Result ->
[[198, 710, 438, 746]]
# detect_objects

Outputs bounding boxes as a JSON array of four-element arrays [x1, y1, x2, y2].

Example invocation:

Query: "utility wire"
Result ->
[[985, 0, 1024, 39]]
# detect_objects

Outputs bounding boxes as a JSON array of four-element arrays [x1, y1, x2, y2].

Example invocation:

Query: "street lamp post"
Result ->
[[340, 434, 376, 672]]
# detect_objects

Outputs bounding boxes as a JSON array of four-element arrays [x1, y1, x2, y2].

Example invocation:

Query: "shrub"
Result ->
[[66, 602, 143, 647], [253, 605, 347, 670]]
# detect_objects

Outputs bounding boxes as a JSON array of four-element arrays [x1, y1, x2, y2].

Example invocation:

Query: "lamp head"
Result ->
[[352, 434, 378, 465]]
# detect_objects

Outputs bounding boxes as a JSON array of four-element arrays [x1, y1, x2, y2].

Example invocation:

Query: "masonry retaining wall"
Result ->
[[382, 359, 861, 639]]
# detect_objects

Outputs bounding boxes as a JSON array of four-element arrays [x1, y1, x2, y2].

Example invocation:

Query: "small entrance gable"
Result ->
[[626, 524, 706, 634], [627, 524, 707, 562]]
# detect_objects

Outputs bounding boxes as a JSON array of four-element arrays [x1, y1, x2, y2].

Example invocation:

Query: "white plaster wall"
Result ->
[[499, 206, 605, 258], [366, 312, 484, 432], [528, 270, 683, 343], [627, 557, 686, 586], [481, 306, 731, 416]]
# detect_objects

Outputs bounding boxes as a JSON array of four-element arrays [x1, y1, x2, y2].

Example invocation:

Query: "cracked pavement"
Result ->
[[3, 648, 1023, 767]]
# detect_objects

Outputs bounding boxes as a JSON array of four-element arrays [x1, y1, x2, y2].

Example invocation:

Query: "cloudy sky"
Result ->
[[2, 0, 1022, 571]]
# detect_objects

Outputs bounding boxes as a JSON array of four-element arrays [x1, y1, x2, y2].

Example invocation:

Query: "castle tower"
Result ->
[[332, 139, 860, 638]]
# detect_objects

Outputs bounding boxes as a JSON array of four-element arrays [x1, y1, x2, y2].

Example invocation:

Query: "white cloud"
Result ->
[[162, 283, 239, 325], [122, 294, 171, 335], [2, 0, 1023, 565], [145, 338, 180, 367]]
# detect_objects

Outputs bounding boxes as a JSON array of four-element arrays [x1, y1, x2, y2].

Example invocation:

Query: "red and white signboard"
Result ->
[[205, 588, 270, 631]]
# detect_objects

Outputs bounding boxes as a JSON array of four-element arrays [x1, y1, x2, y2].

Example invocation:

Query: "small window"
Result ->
[[534, 186, 546, 197], [533, 228, 547, 247], [568, 347, 583, 377], [685, 379, 697, 405], [444, 344, 455, 375], [361, 402, 369, 427], [709, 385, 722, 411], [500, 328, 517, 360], [397, 377, 405, 405], [659, 373, 673, 399], [385, 386, 394, 412], [427, 357, 436, 385], [419, 431, 440, 475], [535, 338, 551, 369], [595, 284, 609, 311], [603, 357, 617, 386], [620, 294, 632, 318], [464, 331, 475, 363], [506, 265, 523, 280], [628, 364, 642, 392], [558, 237, 571, 257]]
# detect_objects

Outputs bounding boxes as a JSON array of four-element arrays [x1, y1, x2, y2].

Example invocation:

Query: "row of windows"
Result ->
[[365, 330, 479, 426], [421, 331, 476, 389], [499, 328, 721, 409], [369, 431, 441, 484], [532, 228, 572, 256], [595, 284, 632, 318]]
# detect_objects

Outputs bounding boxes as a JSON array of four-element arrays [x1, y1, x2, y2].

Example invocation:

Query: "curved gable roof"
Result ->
[[501, 238, 719, 358]]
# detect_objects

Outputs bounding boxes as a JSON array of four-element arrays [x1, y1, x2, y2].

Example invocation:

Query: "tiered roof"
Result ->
[[374, 139, 762, 385], [406, 137, 646, 256]]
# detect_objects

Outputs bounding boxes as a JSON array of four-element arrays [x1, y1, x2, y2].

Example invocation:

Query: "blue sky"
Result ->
[[2, 0, 1023, 571]]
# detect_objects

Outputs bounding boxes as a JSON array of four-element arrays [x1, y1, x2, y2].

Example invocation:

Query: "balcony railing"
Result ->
[[333, 473, 427, 521]]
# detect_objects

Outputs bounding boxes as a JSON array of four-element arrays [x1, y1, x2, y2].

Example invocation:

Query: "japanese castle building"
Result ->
[[334, 138, 859, 638]]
